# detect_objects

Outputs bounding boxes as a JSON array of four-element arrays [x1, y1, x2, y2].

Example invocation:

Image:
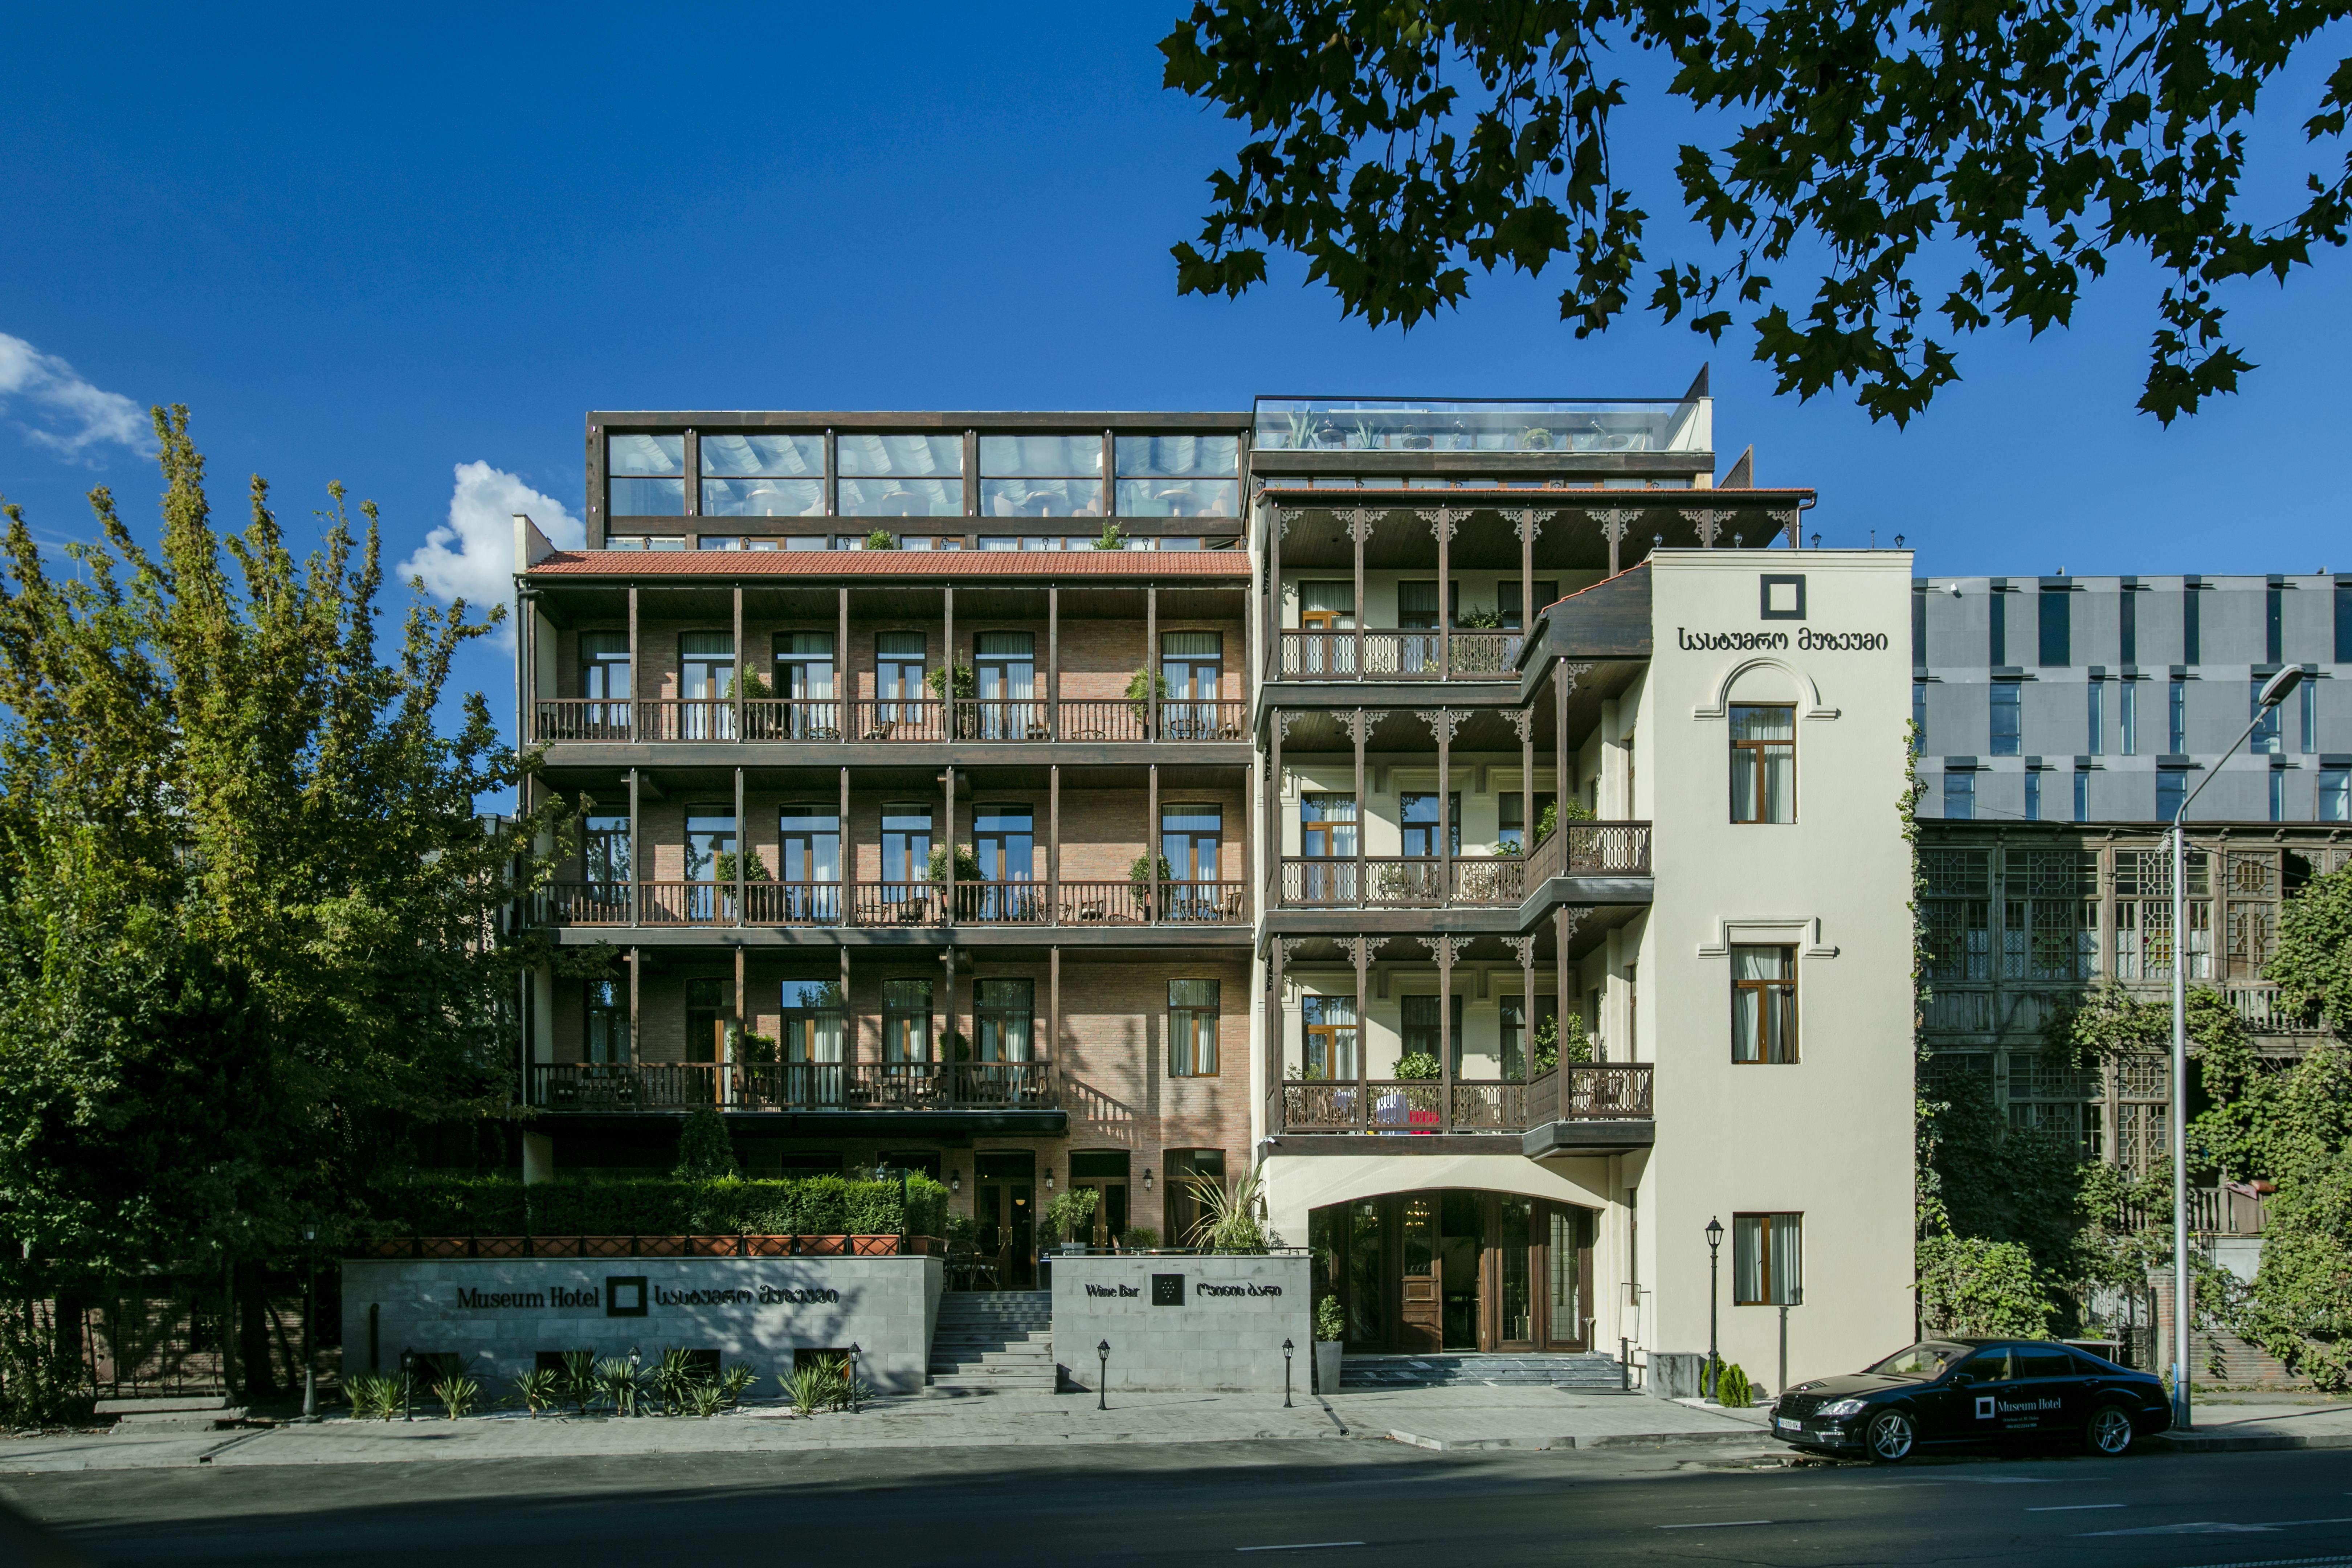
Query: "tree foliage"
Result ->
[[1160, 0, 2352, 424], [2271, 862, 2352, 1038], [0, 408, 571, 1293]]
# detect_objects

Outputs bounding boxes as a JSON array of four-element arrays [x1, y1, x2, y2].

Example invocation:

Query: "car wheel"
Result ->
[[1865, 1409, 1916, 1462], [2085, 1404, 2135, 1456]]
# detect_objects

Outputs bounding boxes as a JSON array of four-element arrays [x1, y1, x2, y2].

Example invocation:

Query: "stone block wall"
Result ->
[[1052, 1254, 1310, 1392]]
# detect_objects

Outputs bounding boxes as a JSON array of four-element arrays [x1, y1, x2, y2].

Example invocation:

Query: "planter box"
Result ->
[[1314, 1341, 1343, 1396]]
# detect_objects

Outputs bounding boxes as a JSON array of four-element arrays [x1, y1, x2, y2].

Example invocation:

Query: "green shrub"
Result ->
[[1393, 1052, 1441, 1082], [674, 1110, 738, 1180], [720, 1364, 759, 1408], [652, 1347, 700, 1415], [1709, 1361, 1752, 1408], [596, 1356, 641, 1416], [556, 1350, 600, 1415], [370, 1172, 950, 1241], [689, 1381, 726, 1418], [1314, 1295, 1345, 1343], [513, 1367, 558, 1416], [785, 1361, 833, 1416], [430, 1373, 481, 1419], [863, 529, 897, 551], [1045, 1188, 1100, 1245], [1122, 1225, 1160, 1250]]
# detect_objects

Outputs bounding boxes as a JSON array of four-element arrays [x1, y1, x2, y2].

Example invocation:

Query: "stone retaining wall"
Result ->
[[1051, 1254, 1310, 1393], [341, 1254, 941, 1393]]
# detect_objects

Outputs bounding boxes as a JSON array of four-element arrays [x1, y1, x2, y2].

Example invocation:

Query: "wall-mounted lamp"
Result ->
[[1142, 1168, 1153, 1193], [950, 1171, 961, 1194], [1894, 535, 1906, 549], [1810, 532, 1822, 549], [1044, 1166, 1055, 1192]]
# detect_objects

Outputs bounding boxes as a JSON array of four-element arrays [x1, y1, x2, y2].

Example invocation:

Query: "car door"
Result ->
[[2014, 1346, 2084, 1437], [1938, 1346, 2027, 1445]]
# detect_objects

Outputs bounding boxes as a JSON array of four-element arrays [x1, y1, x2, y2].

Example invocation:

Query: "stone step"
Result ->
[[927, 1371, 1056, 1392], [96, 1396, 234, 1416], [108, 1408, 249, 1432], [1339, 1354, 1627, 1392]]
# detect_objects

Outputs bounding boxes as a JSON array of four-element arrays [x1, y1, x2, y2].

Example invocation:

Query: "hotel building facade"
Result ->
[[510, 387, 1923, 1388]]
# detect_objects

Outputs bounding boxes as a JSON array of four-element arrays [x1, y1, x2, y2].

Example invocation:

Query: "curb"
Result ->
[[1386, 1427, 1772, 1453], [2153, 1431, 2352, 1454]]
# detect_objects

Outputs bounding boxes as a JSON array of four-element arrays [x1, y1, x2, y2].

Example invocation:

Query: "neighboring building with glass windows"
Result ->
[[514, 385, 1931, 1391], [1913, 573, 2352, 824]]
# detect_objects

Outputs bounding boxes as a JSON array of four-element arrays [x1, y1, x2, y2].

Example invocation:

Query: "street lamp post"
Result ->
[[2167, 665, 2302, 1435], [1705, 1216, 1725, 1393], [300, 1217, 319, 1421], [1282, 1339, 1294, 1409]]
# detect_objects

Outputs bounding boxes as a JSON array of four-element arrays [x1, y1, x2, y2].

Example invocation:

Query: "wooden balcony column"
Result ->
[[1264, 500, 1284, 685], [1418, 506, 1466, 680], [628, 944, 642, 1064], [731, 586, 745, 743], [1047, 584, 1059, 740], [732, 945, 746, 1102], [941, 945, 957, 1106], [1509, 933, 1536, 1087], [839, 945, 854, 1066], [627, 585, 639, 740], [1594, 507, 1640, 578], [1266, 706, 1284, 916], [1555, 907, 1583, 1060], [628, 766, 642, 928], [1048, 944, 1061, 1083], [732, 764, 746, 928], [943, 763, 956, 926], [1419, 707, 1462, 905], [1346, 505, 1375, 679], [1515, 706, 1536, 885], [1426, 934, 1463, 1132], [1145, 582, 1158, 742], [1515, 507, 1541, 643], [1147, 762, 1160, 920], [1347, 708, 1372, 907], [837, 587, 850, 742], [1048, 763, 1061, 924], [1351, 935, 1371, 1127]]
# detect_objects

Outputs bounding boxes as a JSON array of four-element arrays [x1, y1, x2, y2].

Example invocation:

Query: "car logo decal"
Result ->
[[1975, 1395, 1996, 1420]]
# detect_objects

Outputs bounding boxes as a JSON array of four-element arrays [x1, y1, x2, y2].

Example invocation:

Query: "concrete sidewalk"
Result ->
[[1, 1387, 1772, 1471], [2153, 1393, 2352, 1453]]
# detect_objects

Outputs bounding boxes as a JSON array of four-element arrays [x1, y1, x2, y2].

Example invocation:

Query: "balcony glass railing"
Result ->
[[1253, 397, 1711, 455]]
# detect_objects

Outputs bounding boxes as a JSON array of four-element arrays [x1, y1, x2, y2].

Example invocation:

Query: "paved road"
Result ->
[[10, 1440, 2352, 1566]]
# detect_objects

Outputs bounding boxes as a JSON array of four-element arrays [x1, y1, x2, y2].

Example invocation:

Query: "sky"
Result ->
[[4, 4, 2349, 747]]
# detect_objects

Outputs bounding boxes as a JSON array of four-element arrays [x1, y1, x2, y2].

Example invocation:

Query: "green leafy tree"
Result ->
[[674, 1110, 739, 1180], [0, 407, 571, 1397], [2271, 863, 2352, 1038], [1160, 0, 2352, 424]]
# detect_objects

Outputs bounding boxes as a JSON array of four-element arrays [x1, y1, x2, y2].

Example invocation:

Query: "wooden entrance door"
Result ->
[[1397, 1194, 1440, 1352], [975, 1175, 1036, 1289]]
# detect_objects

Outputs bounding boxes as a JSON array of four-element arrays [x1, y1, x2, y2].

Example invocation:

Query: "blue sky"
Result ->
[[4, 4, 2348, 739]]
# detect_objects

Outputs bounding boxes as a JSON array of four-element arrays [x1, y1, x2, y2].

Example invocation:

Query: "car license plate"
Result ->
[[1774, 1417, 1801, 1433]]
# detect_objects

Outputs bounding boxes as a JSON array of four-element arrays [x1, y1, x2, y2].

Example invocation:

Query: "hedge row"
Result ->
[[373, 1175, 950, 1241]]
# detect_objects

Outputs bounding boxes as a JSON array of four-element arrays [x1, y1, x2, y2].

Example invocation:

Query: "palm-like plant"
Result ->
[[1187, 1165, 1272, 1254]]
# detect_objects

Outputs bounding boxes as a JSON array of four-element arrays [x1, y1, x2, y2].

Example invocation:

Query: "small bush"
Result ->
[[431, 1373, 481, 1419], [674, 1110, 738, 1180], [689, 1381, 726, 1418], [1314, 1295, 1345, 1343], [596, 1356, 641, 1416], [1393, 1052, 1441, 1082], [1045, 1188, 1100, 1245], [513, 1368, 558, 1417], [652, 1347, 700, 1415], [784, 1362, 833, 1416], [1121, 1225, 1160, 1250], [1707, 1360, 1753, 1408], [343, 1374, 399, 1421], [369, 1172, 951, 1243], [720, 1364, 759, 1408], [556, 1350, 600, 1415], [863, 529, 897, 550]]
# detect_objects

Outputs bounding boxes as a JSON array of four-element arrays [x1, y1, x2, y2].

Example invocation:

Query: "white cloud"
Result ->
[[0, 332, 150, 460], [400, 462, 584, 641]]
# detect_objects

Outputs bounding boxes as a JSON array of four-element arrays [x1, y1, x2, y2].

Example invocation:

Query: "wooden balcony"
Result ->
[[1276, 629, 1523, 681], [1270, 1063, 1653, 1138], [528, 1059, 1060, 1116], [1276, 825, 1648, 910], [530, 697, 1245, 745], [539, 879, 1250, 929]]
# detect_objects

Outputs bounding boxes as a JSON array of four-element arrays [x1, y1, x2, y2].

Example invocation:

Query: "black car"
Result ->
[[1769, 1338, 2171, 1462]]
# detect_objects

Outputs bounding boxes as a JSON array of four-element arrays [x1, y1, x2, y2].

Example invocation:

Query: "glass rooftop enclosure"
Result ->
[[1251, 396, 1711, 457]]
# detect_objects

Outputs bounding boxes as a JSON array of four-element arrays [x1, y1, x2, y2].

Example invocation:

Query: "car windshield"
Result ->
[[1865, 1342, 1969, 1377]]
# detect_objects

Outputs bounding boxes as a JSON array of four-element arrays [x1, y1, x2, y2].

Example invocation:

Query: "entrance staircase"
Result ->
[[1340, 1353, 1626, 1392], [927, 1291, 1056, 1393]]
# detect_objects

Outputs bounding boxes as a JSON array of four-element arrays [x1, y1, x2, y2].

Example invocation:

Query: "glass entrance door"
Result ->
[[975, 1152, 1036, 1289], [1312, 1191, 1597, 1353]]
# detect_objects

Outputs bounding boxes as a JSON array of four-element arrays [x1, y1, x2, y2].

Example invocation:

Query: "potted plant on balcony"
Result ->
[[1128, 852, 1172, 918], [1455, 603, 1506, 631], [1313, 1294, 1346, 1395], [863, 529, 899, 550], [1532, 1013, 1594, 1074], [1093, 520, 1128, 551], [1124, 668, 1167, 730]]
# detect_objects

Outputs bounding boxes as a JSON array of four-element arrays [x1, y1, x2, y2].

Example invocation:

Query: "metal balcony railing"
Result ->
[[527, 1059, 1060, 1114], [538, 879, 1250, 928], [1270, 1065, 1653, 1135], [1276, 630, 1523, 681], [531, 695, 1247, 744]]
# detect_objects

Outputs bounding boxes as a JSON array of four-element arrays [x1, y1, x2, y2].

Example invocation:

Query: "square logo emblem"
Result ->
[[606, 1275, 648, 1317], [1151, 1273, 1185, 1307], [1760, 574, 1807, 620], [1975, 1395, 1996, 1421]]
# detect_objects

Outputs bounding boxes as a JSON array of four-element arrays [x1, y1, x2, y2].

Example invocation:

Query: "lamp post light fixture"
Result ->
[[1096, 1340, 1110, 1410], [849, 1344, 861, 1413], [300, 1217, 319, 1421], [2166, 663, 2303, 1434], [1044, 1165, 1055, 1192], [629, 1346, 641, 1417], [950, 1170, 961, 1195], [1704, 1216, 1725, 1386], [1143, 1167, 1153, 1194], [400, 1349, 414, 1422], [1283, 1338, 1295, 1409]]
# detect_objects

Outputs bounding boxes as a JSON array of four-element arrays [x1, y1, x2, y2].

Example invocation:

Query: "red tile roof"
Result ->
[[528, 550, 1251, 579]]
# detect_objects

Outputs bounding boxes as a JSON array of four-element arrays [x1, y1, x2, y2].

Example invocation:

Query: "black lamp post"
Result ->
[[848, 1343, 861, 1413], [628, 1346, 641, 1417], [400, 1349, 414, 1421], [1096, 1340, 1109, 1410], [1282, 1339, 1294, 1408], [1705, 1216, 1725, 1389], [300, 1217, 319, 1421]]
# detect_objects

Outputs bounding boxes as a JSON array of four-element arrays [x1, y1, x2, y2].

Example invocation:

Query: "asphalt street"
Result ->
[[9, 1439, 2352, 1567]]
